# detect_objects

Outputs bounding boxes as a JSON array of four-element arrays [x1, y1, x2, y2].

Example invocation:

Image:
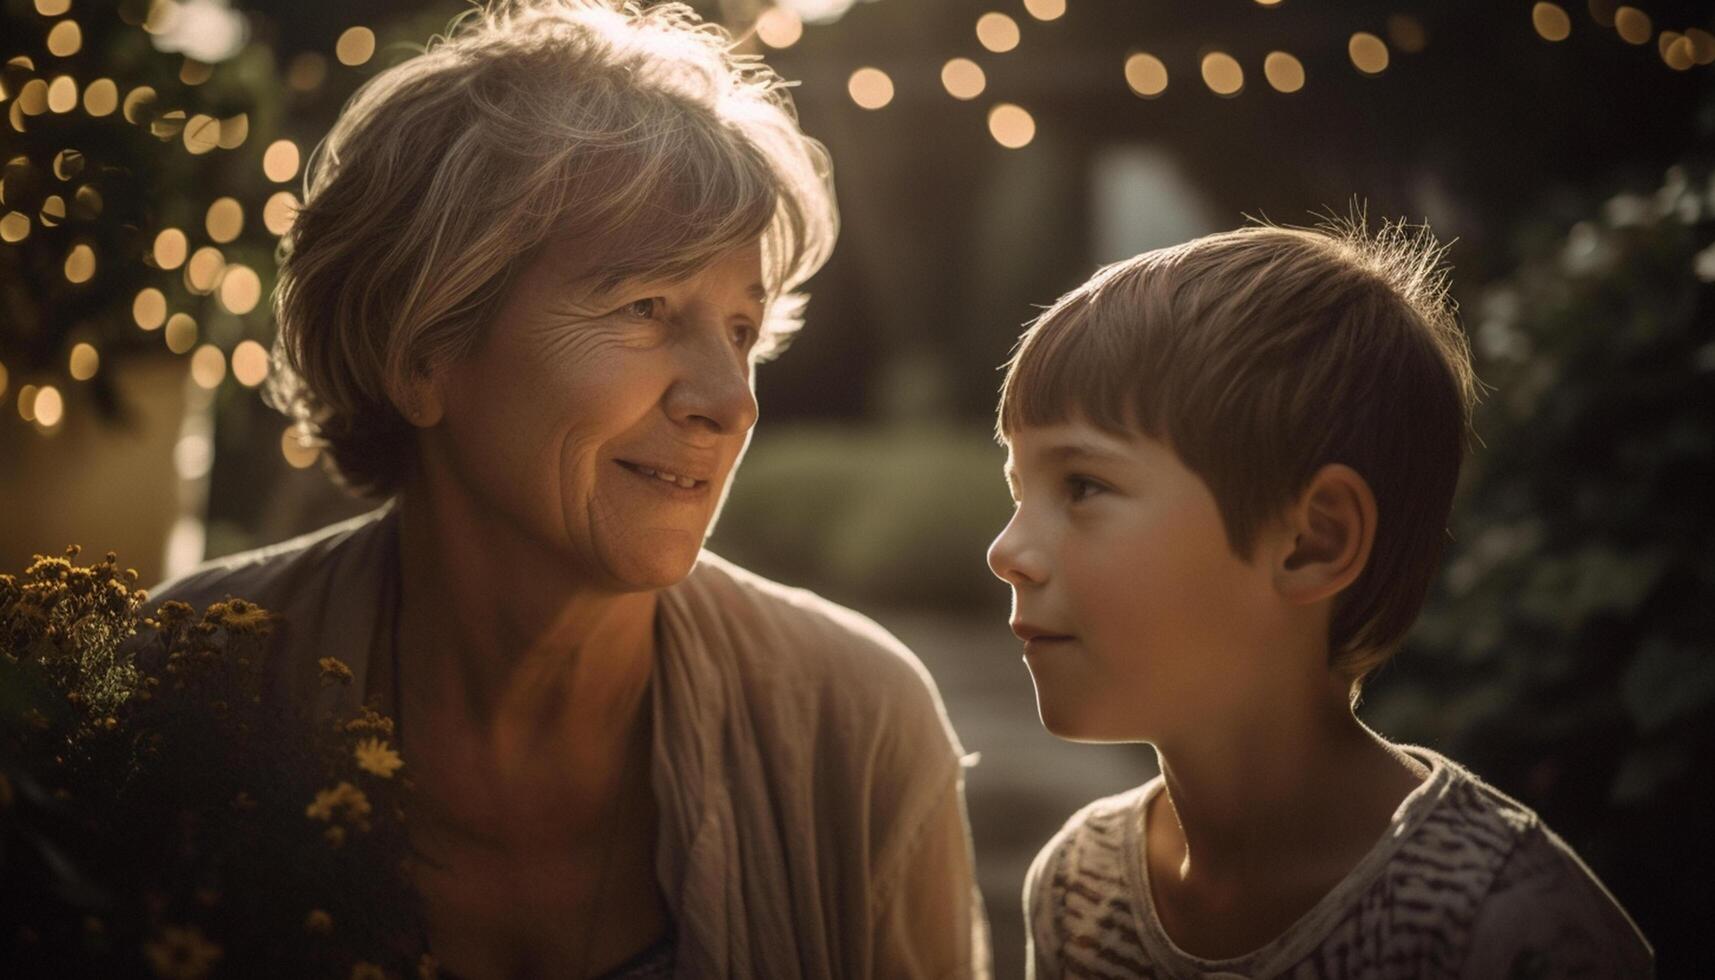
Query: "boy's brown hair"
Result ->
[[997, 217, 1478, 694]]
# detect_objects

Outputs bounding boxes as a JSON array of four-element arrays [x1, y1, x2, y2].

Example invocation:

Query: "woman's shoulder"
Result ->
[[145, 505, 396, 612]]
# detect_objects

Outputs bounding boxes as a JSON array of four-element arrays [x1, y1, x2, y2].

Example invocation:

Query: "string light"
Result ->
[[46, 76, 77, 113], [183, 114, 220, 154], [205, 197, 243, 243], [122, 85, 158, 124], [53, 149, 84, 179], [1687, 29, 1715, 65], [1613, 7, 1650, 45], [1125, 52, 1168, 98], [179, 59, 214, 86], [153, 228, 188, 269], [164, 313, 197, 354], [0, 360, 7, 400], [17, 384, 37, 421], [281, 426, 320, 468], [33, 385, 63, 428], [68, 342, 99, 381], [755, 7, 804, 49], [1660, 32, 1694, 70], [1532, 3, 1572, 42], [1, 212, 30, 242], [46, 21, 83, 58], [336, 27, 376, 67], [35, 0, 71, 15], [287, 53, 328, 92], [941, 58, 986, 101], [19, 80, 49, 116], [1023, 0, 1066, 22], [83, 78, 118, 116], [231, 340, 270, 387], [1201, 51, 1244, 96], [1386, 14, 1427, 53], [987, 103, 1035, 149], [186, 247, 225, 294], [1264, 51, 1306, 93], [976, 13, 1021, 53], [190, 345, 226, 388], [72, 185, 102, 220], [64, 243, 95, 283], [1348, 32, 1390, 74], [219, 264, 262, 315], [40, 195, 65, 227], [263, 140, 300, 182], [263, 191, 300, 236], [217, 113, 249, 149], [847, 67, 894, 110], [134, 287, 168, 330]]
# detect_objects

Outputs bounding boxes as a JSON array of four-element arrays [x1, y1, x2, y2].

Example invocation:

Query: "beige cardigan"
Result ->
[[150, 504, 991, 978]]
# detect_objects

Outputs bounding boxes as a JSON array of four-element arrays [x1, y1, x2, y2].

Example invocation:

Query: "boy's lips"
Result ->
[[1010, 621, 1074, 643]]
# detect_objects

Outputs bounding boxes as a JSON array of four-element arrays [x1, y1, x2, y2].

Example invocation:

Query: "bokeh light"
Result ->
[[1, 212, 30, 242], [282, 426, 320, 468], [46, 21, 83, 58], [1023, 0, 1066, 21], [46, 76, 77, 113], [190, 345, 226, 389], [164, 313, 197, 354], [987, 103, 1035, 149], [183, 113, 220, 154], [217, 112, 248, 149], [287, 52, 327, 92], [976, 13, 1021, 53], [35, 0, 71, 16], [1348, 32, 1390, 75], [72, 185, 102, 221], [1264, 52, 1305, 93], [134, 288, 168, 330], [1660, 32, 1694, 71], [941, 58, 986, 101], [17, 384, 37, 422], [179, 59, 214, 86], [336, 26, 376, 67], [32, 384, 63, 428], [263, 140, 300, 183], [186, 247, 225, 294], [0, 361, 7, 401], [205, 197, 243, 243], [1201, 51, 1244, 96], [1124, 52, 1168, 98], [19, 79, 49, 116], [1387, 14, 1427, 53], [848, 67, 894, 110], [263, 191, 300, 236], [153, 228, 188, 269], [1613, 6, 1650, 45], [122, 85, 158, 124], [64, 243, 95, 283], [1532, 3, 1572, 42], [69, 342, 100, 381], [755, 7, 803, 49], [53, 148, 84, 180], [231, 340, 269, 387], [219, 264, 261, 315], [39, 195, 66, 228], [83, 78, 118, 116]]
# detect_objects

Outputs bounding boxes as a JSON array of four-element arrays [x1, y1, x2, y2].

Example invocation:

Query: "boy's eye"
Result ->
[[1066, 475, 1103, 502]]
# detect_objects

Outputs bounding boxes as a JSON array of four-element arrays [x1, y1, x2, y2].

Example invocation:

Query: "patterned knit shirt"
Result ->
[[1024, 747, 1653, 979]]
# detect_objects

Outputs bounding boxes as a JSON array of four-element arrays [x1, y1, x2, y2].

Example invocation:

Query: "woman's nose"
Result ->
[[987, 512, 1047, 587], [666, 329, 759, 435]]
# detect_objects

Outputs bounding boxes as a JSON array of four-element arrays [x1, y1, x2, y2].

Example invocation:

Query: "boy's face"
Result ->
[[988, 421, 1283, 742]]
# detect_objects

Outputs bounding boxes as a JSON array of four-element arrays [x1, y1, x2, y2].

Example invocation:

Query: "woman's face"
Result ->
[[423, 241, 766, 592]]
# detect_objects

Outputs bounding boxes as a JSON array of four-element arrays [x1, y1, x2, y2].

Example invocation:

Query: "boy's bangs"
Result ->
[[998, 294, 1144, 440]]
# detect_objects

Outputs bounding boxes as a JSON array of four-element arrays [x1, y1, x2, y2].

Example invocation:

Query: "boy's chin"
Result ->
[[1032, 687, 1139, 743]]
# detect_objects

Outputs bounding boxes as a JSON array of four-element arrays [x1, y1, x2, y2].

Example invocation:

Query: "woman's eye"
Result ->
[[732, 324, 758, 349], [621, 297, 663, 320]]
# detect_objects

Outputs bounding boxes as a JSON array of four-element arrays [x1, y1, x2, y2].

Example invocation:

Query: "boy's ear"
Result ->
[[1272, 463, 1377, 606]]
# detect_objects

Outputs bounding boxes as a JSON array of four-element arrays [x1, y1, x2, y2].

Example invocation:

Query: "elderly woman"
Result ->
[[148, 1, 987, 976]]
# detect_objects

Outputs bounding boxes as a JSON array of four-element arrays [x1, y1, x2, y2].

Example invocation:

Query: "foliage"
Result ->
[[0, 547, 427, 979], [1371, 164, 1715, 974], [711, 423, 1014, 610]]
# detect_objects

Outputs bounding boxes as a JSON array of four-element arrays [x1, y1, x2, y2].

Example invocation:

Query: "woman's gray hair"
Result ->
[[267, 0, 838, 496]]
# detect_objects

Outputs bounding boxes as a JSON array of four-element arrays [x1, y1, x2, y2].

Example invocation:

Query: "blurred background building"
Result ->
[[3, 1, 1712, 974]]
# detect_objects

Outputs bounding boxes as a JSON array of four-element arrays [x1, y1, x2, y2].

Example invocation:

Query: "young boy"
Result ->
[[987, 220, 1653, 978]]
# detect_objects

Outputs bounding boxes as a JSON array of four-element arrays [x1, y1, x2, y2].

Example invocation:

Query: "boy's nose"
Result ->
[[987, 515, 1047, 587]]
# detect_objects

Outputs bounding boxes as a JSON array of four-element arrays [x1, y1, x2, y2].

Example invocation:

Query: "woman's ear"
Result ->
[[394, 369, 445, 428], [1273, 463, 1377, 606]]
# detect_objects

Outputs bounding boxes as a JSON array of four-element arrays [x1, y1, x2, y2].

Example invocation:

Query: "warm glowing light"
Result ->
[[231, 339, 269, 387], [1348, 32, 1390, 74], [282, 426, 320, 468], [72, 184, 101, 220], [153, 228, 187, 269], [33, 385, 63, 428], [941, 58, 987, 100], [19, 80, 49, 116], [1125, 52, 1168, 97], [1532, 3, 1572, 42], [336, 26, 376, 67], [151, 109, 187, 141], [164, 313, 197, 354], [1023, 0, 1066, 21], [263, 191, 299, 236], [217, 113, 248, 149], [53, 148, 84, 179], [976, 12, 1021, 53], [179, 59, 214, 86], [287, 52, 327, 92], [219, 264, 261, 314], [1201, 51, 1244, 96], [1687, 28, 1715, 65], [134, 287, 167, 329], [1613, 7, 1650, 45], [190, 345, 226, 388], [1, 212, 29, 242], [35, 0, 72, 15], [40, 195, 65, 227], [987, 103, 1035, 149], [64, 243, 95, 283], [186, 247, 225, 294], [83, 78, 118, 116], [46, 20, 83, 57], [183, 113, 220, 154], [122, 85, 158, 124], [205, 197, 243, 243], [1661, 32, 1694, 70], [17, 384, 37, 421], [263, 140, 300, 183], [68, 342, 99, 380], [847, 67, 894, 110], [1254, 0, 1282, 5], [755, 7, 803, 48], [0, 361, 7, 400], [1264, 51, 1305, 93], [46, 76, 77, 113], [1387, 14, 1427, 53]]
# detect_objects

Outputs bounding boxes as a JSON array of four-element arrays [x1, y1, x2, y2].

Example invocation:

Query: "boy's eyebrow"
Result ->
[[1038, 439, 1132, 466]]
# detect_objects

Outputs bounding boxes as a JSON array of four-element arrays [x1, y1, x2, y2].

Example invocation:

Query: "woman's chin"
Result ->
[[593, 533, 705, 592]]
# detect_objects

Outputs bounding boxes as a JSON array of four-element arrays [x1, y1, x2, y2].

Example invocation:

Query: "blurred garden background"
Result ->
[[3, 0, 1713, 975]]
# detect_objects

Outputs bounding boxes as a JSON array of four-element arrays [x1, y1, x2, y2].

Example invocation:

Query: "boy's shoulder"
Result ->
[[1022, 781, 1157, 977]]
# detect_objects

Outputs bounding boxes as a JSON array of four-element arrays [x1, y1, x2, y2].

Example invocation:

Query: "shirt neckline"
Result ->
[[1122, 745, 1456, 979]]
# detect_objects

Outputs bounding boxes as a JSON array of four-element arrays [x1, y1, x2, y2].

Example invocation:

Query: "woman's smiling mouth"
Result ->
[[616, 459, 711, 493]]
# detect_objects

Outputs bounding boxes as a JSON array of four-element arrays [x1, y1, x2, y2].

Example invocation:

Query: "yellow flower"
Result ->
[[350, 961, 387, 980], [304, 909, 333, 935], [354, 738, 404, 779], [305, 781, 372, 824], [142, 924, 223, 980], [206, 598, 273, 635], [324, 825, 348, 848], [319, 657, 354, 686]]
